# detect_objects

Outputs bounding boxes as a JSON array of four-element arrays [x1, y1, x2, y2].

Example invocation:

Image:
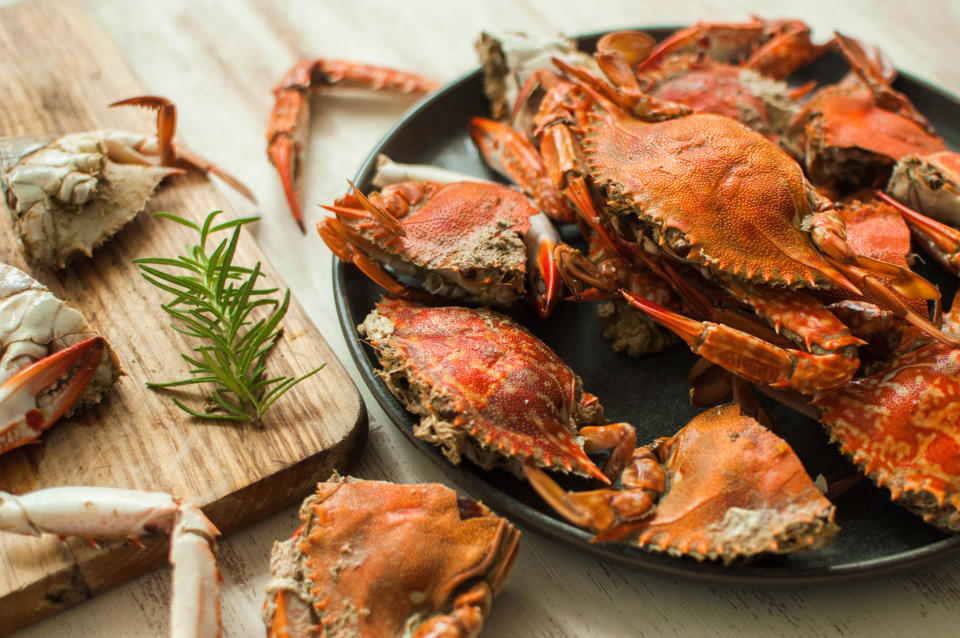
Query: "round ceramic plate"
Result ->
[[333, 28, 960, 585]]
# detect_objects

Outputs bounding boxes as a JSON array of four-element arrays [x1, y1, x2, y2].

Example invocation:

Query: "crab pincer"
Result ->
[[0, 336, 104, 455], [110, 95, 255, 201], [266, 59, 439, 231], [526, 404, 838, 563]]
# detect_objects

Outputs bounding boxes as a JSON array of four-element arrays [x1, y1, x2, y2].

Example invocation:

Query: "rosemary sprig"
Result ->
[[133, 210, 324, 422]]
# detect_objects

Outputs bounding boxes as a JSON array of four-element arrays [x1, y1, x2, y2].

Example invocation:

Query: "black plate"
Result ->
[[334, 28, 960, 585]]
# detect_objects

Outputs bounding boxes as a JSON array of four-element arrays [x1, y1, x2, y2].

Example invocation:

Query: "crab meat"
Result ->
[[0, 486, 221, 638], [525, 403, 838, 563], [264, 476, 519, 638], [358, 297, 638, 482]]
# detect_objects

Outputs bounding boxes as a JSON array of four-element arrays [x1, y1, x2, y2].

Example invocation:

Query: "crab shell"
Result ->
[[0, 131, 177, 269], [814, 341, 960, 533], [264, 477, 520, 638], [641, 55, 797, 140], [0, 263, 120, 411], [358, 297, 607, 480], [584, 109, 848, 290], [596, 404, 839, 563], [788, 83, 947, 187], [340, 181, 536, 307]]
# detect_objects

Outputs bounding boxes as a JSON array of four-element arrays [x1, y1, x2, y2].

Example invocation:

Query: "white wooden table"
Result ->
[[7, 0, 960, 635]]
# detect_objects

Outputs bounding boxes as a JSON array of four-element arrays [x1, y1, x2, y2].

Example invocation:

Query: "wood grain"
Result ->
[[0, 1, 366, 633]]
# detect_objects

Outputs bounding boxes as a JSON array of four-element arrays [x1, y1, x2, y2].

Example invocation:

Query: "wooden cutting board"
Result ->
[[0, 0, 367, 633]]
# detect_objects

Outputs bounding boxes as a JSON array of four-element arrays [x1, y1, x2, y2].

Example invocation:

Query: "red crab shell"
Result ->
[[597, 404, 838, 563], [789, 82, 947, 186], [583, 109, 848, 290], [264, 477, 520, 637], [334, 181, 536, 305], [358, 296, 608, 480], [814, 342, 960, 533]]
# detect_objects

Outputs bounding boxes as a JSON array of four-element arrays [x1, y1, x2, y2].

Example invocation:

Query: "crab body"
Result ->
[[322, 180, 562, 316], [264, 477, 520, 638], [358, 297, 619, 479], [815, 340, 960, 533]]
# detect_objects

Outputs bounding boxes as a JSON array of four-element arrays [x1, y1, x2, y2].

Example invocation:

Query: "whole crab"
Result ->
[[320, 178, 562, 317], [264, 476, 520, 637], [358, 296, 637, 482], [524, 403, 838, 563]]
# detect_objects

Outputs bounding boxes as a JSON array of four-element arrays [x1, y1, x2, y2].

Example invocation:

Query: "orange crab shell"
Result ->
[[344, 181, 533, 273], [265, 478, 520, 637], [814, 342, 960, 533], [790, 83, 947, 185], [583, 109, 847, 290], [594, 404, 838, 563], [358, 297, 608, 480]]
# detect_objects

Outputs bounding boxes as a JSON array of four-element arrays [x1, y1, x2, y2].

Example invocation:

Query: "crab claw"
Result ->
[[0, 336, 104, 455], [110, 95, 256, 203], [267, 60, 438, 232]]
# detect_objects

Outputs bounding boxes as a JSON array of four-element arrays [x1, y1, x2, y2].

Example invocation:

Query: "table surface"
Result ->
[[5, 0, 960, 636]]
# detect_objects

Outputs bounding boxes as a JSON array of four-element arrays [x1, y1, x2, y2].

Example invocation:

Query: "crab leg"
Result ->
[[468, 117, 576, 222], [622, 291, 860, 393], [110, 96, 255, 202], [0, 336, 104, 455], [523, 442, 665, 535], [877, 191, 960, 276], [0, 487, 221, 638], [267, 60, 439, 232]]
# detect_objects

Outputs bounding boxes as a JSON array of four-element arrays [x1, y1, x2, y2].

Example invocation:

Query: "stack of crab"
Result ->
[[310, 17, 960, 570]]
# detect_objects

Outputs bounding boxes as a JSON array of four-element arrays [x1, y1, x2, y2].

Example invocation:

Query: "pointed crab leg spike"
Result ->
[[110, 95, 177, 167], [174, 145, 257, 204], [317, 220, 357, 263], [0, 337, 104, 455], [319, 203, 371, 220], [347, 179, 405, 236]]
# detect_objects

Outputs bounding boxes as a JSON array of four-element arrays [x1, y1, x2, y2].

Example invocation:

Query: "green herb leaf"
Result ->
[[135, 211, 324, 423]]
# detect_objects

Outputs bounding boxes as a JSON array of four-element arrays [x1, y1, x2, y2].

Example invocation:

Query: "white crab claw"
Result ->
[[0, 336, 104, 455], [170, 502, 222, 638]]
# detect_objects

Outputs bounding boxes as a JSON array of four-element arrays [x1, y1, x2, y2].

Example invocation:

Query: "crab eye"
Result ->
[[457, 496, 486, 520], [925, 172, 944, 190]]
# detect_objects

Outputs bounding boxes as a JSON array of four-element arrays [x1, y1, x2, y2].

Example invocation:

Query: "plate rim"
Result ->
[[332, 27, 960, 586]]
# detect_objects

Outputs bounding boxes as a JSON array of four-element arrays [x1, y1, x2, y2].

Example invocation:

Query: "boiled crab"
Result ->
[[0, 263, 119, 454], [358, 296, 637, 483], [264, 476, 520, 637], [320, 176, 562, 317], [0, 96, 252, 269], [267, 59, 439, 231], [511, 49, 956, 393], [524, 403, 838, 563], [0, 486, 221, 637]]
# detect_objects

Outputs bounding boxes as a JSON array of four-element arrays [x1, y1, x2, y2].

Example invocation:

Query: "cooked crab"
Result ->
[[264, 476, 520, 638], [321, 179, 562, 317], [358, 297, 636, 482], [0, 96, 252, 269], [525, 403, 838, 563], [0, 264, 119, 454], [0, 486, 220, 637]]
